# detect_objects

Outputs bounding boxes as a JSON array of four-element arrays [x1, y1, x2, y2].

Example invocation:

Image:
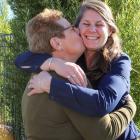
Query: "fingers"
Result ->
[[27, 88, 44, 96], [76, 66, 87, 87], [45, 59, 86, 86], [27, 89, 37, 96], [28, 76, 39, 89], [40, 58, 88, 87], [28, 71, 52, 96], [67, 75, 80, 86], [67, 65, 87, 87]]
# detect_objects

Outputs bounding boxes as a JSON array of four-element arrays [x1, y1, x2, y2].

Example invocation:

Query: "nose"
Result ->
[[89, 25, 96, 32]]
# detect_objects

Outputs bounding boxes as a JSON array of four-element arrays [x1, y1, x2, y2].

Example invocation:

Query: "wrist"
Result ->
[[44, 76, 52, 93], [48, 57, 53, 71], [49, 57, 57, 71], [40, 57, 53, 71]]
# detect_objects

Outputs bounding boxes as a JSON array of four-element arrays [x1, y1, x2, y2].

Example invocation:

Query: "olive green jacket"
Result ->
[[22, 72, 136, 140]]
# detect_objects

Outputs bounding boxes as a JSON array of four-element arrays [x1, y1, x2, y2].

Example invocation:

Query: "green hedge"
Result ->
[[105, 0, 140, 128], [5, 0, 140, 138]]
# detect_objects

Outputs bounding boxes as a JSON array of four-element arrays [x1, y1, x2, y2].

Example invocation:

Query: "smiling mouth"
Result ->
[[86, 36, 99, 40]]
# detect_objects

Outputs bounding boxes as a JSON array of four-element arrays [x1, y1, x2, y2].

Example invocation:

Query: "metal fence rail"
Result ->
[[0, 33, 26, 140]]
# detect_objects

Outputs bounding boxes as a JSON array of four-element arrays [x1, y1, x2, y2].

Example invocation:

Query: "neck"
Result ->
[[84, 50, 97, 69]]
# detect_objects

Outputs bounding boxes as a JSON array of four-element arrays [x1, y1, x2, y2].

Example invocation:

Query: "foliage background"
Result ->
[[0, 0, 139, 139], [105, 0, 140, 127], [0, 0, 11, 33]]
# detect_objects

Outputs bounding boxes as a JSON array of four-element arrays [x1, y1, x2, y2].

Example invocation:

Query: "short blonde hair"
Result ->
[[26, 8, 65, 53]]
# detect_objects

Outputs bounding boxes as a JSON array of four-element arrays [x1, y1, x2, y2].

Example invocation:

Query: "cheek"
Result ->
[[105, 29, 110, 39], [100, 27, 110, 37], [79, 29, 85, 39], [104, 25, 110, 35], [79, 25, 85, 34]]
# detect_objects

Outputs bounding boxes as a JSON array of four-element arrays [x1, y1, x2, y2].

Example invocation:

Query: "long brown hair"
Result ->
[[75, 0, 122, 80]]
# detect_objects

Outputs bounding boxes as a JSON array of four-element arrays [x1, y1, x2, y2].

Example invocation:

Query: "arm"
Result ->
[[28, 71, 136, 140], [106, 95, 136, 139], [15, 51, 87, 86], [64, 95, 136, 140], [49, 54, 131, 116], [14, 51, 51, 72], [28, 54, 131, 116]]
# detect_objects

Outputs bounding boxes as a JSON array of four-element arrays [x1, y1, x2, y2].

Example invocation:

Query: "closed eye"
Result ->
[[82, 23, 90, 26], [96, 24, 104, 27]]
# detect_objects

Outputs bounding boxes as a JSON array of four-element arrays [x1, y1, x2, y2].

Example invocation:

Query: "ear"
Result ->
[[50, 37, 61, 51]]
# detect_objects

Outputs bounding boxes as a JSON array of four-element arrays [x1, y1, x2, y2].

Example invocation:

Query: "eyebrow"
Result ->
[[96, 20, 105, 23], [82, 19, 104, 23]]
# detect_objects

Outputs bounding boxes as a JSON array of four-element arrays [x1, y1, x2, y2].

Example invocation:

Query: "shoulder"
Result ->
[[110, 53, 131, 77], [111, 53, 131, 69], [112, 53, 131, 64]]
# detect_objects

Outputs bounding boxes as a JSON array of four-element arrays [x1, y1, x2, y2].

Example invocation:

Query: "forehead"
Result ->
[[81, 9, 104, 22], [56, 17, 71, 28]]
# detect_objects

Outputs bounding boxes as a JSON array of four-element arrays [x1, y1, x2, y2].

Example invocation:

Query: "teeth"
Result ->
[[86, 36, 98, 40]]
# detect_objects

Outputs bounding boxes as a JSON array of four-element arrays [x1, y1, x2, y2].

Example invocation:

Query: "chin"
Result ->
[[86, 46, 97, 50], [86, 44, 103, 50]]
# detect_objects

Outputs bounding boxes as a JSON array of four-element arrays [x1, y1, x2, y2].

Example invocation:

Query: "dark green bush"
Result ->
[[105, 0, 140, 128], [5, 0, 140, 138]]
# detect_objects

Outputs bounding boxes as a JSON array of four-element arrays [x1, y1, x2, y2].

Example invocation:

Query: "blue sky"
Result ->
[[8, 5, 14, 19], [0, 0, 14, 20]]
